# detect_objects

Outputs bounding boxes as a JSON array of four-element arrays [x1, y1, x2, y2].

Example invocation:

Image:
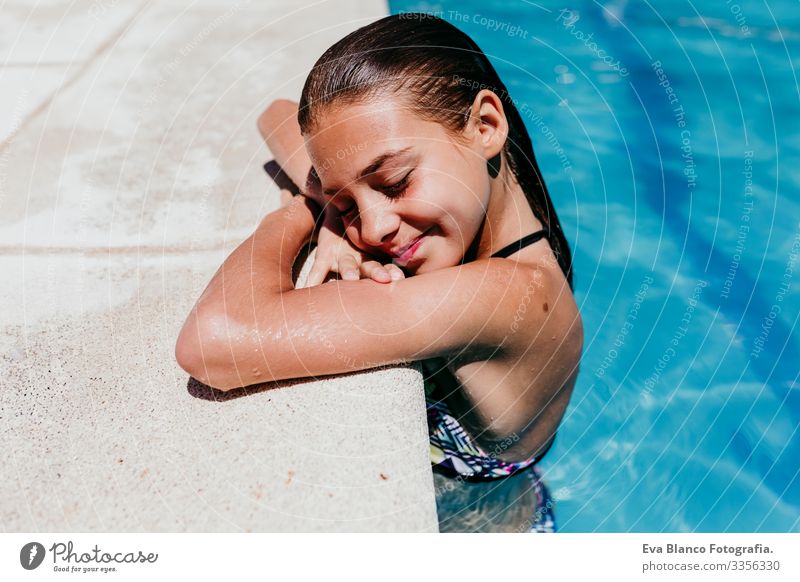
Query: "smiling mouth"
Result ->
[[390, 231, 430, 266], [390, 229, 430, 258]]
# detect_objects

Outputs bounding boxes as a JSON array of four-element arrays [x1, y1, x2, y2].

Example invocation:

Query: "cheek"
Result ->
[[434, 176, 487, 231], [442, 154, 491, 208], [456, 145, 492, 200], [412, 169, 485, 241]]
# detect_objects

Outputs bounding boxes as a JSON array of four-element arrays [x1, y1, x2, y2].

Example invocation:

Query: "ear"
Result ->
[[465, 89, 508, 160]]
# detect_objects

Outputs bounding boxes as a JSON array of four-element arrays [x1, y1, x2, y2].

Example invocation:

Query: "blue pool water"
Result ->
[[389, 0, 799, 531]]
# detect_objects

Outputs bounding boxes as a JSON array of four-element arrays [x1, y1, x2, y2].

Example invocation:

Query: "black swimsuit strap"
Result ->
[[490, 225, 551, 259]]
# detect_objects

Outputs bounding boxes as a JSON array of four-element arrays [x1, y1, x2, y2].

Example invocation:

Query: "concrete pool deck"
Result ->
[[0, 0, 439, 532]]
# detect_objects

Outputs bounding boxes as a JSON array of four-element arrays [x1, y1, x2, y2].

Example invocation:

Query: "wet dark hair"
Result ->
[[298, 13, 574, 290]]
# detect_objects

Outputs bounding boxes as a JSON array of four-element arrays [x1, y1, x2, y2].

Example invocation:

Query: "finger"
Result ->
[[361, 261, 392, 283], [385, 264, 406, 281], [305, 256, 332, 288], [338, 255, 361, 281]]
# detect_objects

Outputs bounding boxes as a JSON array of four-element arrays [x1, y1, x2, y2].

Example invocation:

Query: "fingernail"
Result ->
[[344, 270, 358, 280], [390, 270, 402, 280]]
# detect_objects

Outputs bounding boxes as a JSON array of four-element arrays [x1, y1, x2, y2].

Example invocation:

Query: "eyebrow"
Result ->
[[322, 146, 414, 196]]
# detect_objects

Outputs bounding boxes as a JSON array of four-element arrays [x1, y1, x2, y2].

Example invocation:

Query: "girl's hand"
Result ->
[[304, 206, 406, 287]]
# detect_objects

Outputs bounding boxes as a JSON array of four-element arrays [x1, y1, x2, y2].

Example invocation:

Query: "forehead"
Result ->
[[303, 99, 441, 182]]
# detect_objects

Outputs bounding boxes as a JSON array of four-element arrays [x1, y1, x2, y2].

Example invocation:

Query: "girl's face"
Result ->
[[304, 96, 494, 275]]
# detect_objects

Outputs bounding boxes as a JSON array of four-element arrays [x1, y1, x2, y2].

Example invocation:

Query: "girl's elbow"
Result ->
[[174, 314, 240, 392], [175, 326, 203, 380]]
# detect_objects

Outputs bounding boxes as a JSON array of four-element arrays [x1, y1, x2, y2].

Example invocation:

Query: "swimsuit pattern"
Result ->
[[425, 376, 556, 533]]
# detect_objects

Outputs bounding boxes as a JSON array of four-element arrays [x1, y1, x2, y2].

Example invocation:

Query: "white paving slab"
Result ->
[[0, 0, 147, 143], [0, 0, 440, 532]]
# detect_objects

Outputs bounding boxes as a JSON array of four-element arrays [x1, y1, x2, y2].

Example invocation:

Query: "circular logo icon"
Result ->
[[20, 542, 46, 570]]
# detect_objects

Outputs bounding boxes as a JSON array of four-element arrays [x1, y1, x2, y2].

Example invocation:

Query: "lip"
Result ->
[[390, 230, 429, 258], [392, 236, 427, 266]]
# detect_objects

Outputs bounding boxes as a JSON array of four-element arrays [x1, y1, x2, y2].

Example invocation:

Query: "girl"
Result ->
[[176, 13, 583, 532]]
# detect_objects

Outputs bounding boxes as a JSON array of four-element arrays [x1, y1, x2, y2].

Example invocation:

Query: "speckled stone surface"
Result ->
[[0, 0, 439, 532]]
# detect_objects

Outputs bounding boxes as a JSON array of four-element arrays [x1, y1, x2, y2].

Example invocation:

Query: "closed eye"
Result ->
[[339, 171, 414, 218], [380, 171, 413, 197]]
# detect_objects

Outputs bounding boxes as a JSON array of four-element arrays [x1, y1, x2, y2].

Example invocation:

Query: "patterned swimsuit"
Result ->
[[425, 226, 557, 533], [425, 362, 557, 532]]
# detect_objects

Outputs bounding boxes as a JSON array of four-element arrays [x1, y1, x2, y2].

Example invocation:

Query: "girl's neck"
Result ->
[[465, 159, 541, 263]]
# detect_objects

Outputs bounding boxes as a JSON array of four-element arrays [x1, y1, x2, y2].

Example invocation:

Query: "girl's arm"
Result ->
[[174, 192, 571, 395], [174, 191, 582, 448], [257, 99, 323, 206], [175, 194, 316, 387]]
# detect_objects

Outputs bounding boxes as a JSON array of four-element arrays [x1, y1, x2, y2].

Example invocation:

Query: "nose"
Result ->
[[357, 196, 399, 248]]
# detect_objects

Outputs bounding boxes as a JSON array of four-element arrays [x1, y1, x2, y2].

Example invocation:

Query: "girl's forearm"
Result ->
[[236, 195, 320, 295], [175, 196, 321, 387]]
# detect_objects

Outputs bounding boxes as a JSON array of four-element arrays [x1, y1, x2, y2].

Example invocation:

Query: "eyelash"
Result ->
[[340, 171, 413, 216]]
